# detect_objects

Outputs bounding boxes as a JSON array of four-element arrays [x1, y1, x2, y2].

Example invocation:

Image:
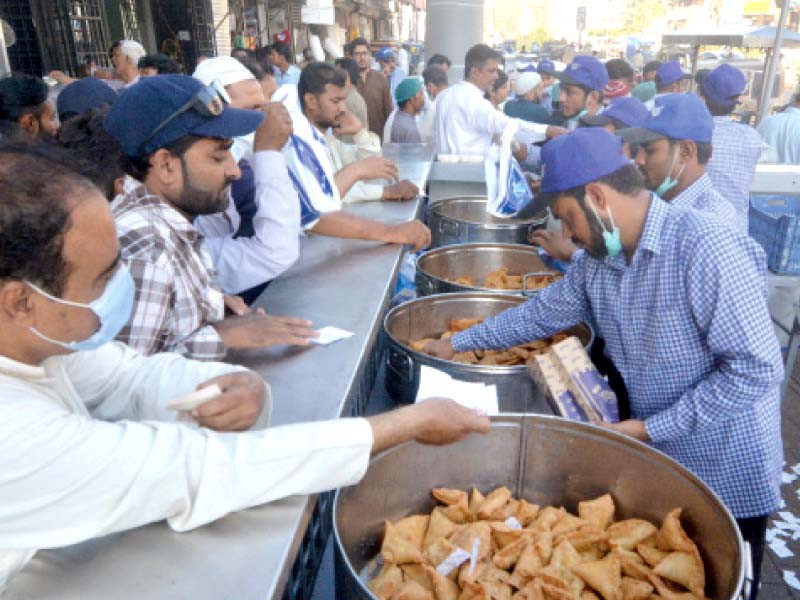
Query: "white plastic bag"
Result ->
[[485, 121, 534, 218]]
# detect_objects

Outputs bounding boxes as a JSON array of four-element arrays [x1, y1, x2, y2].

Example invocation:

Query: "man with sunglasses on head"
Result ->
[[105, 75, 317, 360]]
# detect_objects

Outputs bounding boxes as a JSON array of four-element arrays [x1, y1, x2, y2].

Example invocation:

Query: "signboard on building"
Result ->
[[743, 0, 771, 14], [301, 2, 335, 24], [576, 5, 586, 31]]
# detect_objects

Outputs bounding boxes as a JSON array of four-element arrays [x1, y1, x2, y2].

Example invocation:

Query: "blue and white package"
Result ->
[[485, 121, 534, 218]]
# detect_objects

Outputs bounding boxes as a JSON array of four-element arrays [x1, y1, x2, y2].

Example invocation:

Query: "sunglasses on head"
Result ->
[[138, 84, 225, 155]]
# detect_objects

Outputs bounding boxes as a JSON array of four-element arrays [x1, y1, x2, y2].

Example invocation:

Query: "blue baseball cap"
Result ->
[[537, 60, 555, 75], [656, 61, 691, 87], [580, 96, 649, 129], [700, 63, 747, 106], [377, 47, 396, 61], [540, 128, 629, 194], [555, 55, 608, 92], [617, 93, 713, 145], [105, 74, 264, 157], [57, 77, 118, 121]]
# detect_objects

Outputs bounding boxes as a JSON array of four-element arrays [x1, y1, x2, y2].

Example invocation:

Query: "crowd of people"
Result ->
[[0, 27, 798, 598]]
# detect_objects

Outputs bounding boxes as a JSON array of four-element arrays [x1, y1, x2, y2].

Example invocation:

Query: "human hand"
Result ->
[[224, 294, 251, 316], [602, 419, 650, 443], [406, 398, 492, 445], [528, 229, 577, 262], [382, 180, 419, 201], [357, 156, 399, 182], [545, 126, 568, 139], [423, 338, 456, 360], [215, 312, 317, 349], [191, 371, 268, 431], [382, 220, 431, 251], [333, 109, 363, 136], [49, 70, 74, 85], [254, 101, 293, 151]]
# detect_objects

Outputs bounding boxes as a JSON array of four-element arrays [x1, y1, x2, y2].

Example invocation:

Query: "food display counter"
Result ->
[[3, 145, 433, 600]]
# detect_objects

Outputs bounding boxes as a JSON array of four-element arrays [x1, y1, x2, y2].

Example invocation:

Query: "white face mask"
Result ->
[[230, 133, 254, 164]]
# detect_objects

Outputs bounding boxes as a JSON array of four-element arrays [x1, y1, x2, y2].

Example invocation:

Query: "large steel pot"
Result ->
[[427, 196, 548, 247], [383, 292, 592, 411], [415, 243, 561, 297], [334, 415, 747, 600]]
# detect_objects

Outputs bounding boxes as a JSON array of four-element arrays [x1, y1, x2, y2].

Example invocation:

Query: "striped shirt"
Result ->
[[453, 196, 783, 517], [706, 116, 762, 231], [113, 184, 226, 360]]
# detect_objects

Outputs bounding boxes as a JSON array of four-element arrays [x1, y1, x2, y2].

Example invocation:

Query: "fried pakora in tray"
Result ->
[[449, 268, 562, 292]]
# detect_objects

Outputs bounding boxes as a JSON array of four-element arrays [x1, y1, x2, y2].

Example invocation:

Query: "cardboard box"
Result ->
[[528, 336, 619, 423], [529, 351, 592, 422]]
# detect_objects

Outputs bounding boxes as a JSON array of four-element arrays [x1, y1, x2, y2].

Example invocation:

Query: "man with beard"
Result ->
[[105, 75, 316, 360], [424, 128, 782, 599], [350, 37, 393, 141], [0, 74, 59, 140], [617, 93, 740, 231]]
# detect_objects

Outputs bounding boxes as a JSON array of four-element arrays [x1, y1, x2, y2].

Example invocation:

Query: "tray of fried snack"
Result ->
[[450, 268, 562, 293], [368, 486, 709, 600], [409, 318, 570, 367]]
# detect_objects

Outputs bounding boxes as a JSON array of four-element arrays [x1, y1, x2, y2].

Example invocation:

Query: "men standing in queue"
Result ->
[[648, 60, 691, 108], [105, 75, 317, 358], [618, 94, 740, 231], [418, 65, 449, 144], [504, 71, 551, 125], [537, 59, 558, 115], [698, 64, 763, 232], [0, 143, 491, 589], [424, 127, 782, 599], [550, 55, 608, 130], [289, 63, 430, 248], [270, 42, 301, 86], [388, 78, 424, 144], [351, 37, 393, 142], [433, 44, 564, 156]]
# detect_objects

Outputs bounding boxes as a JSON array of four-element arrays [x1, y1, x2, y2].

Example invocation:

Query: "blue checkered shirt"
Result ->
[[706, 116, 762, 232], [670, 173, 741, 232], [453, 196, 783, 518]]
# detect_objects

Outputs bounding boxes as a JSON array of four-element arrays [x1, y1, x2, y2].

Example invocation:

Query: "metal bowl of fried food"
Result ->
[[426, 196, 548, 248], [415, 243, 563, 297], [382, 292, 592, 411], [333, 415, 746, 600]]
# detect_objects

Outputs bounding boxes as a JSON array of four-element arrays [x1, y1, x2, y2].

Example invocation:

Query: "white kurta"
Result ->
[[0, 343, 373, 590], [433, 80, 548, 156]]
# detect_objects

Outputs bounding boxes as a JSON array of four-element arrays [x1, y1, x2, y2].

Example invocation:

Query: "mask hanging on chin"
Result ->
[[654, 146, 686, 198], [587, 198, 623, 258]]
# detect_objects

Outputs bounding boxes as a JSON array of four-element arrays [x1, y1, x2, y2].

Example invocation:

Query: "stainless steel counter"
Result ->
[[4, 146, 432, 600]]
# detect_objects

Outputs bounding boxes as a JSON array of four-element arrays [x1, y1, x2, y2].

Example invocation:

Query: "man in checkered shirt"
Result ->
[[426, 128, 782, 599], [699, 64, 764, 232], [105, 75, 316, 360], [620, 93, 741, 231]]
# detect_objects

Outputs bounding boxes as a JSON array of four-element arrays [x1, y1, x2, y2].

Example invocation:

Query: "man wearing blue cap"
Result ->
[[551, 55, 608, 130], [699, 64, 763, 230], [56, 77, 118, 123], [105, 75, 317, 359], [388, 78, 424, 144], [537, 59, 557, 114], [425, 127, 782, 598], [651, 60, 691, 108], [618, 94, 740, 231], [378, 46, 406, 108], [579, 95, 649, 133]]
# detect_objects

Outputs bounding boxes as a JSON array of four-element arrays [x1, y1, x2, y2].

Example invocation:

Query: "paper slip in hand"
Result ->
[[416, 366, 499, 415], [168, 384, 222, 412], [310, 326, 355, 345]]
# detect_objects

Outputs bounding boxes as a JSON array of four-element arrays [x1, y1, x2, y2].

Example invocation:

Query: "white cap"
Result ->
[[193, 56, 255, 102], [515, 71, 542, 97]]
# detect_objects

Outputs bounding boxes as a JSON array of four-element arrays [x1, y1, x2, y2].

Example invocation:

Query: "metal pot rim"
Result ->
[[333, 414, 746, 600], [416, 243, 559, 296], [430, 197, 548, 229], [383, 292, 592, 375]]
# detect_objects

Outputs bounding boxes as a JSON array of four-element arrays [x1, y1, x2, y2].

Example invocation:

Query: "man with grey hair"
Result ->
[[110, 39, 146, 88]]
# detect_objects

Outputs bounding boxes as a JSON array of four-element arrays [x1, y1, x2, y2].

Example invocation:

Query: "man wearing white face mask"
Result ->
[[618, 94, 740, 232], [192, 56, 302, 301]]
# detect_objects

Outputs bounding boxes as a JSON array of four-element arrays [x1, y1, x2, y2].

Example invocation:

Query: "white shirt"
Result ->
[[433, 81, 548, 156], [0, 343, 373, 590], [326, 128, 384, 203], [383, 108, 398, 143], [196, 150, 302, 295], [418, 93, 438, 144]]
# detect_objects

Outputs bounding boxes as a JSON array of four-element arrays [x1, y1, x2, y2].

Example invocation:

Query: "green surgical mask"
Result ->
[[654, 146, 686, 198], [587, 199, 622, 258]]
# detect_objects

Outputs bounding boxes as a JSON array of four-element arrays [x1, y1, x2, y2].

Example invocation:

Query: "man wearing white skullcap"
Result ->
[[503, 71, 550, 125], [192, 56, 303, 303]]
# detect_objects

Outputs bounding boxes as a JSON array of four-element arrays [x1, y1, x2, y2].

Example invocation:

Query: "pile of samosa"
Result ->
[[369, 487, 708, 600]]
